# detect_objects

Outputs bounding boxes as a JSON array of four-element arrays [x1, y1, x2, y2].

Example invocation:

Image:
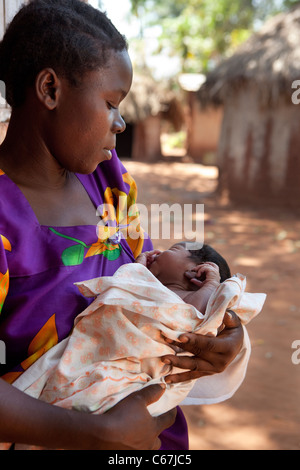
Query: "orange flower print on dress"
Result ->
[[2, 314, 59, 384], [96, 174, 145, 259], [21, 314, 59, 371], [0, 235, 12, 315], [0, 235, 11, 252], [0, 269, 9, 314]]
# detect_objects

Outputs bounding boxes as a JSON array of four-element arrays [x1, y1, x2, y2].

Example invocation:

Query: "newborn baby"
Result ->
[[12, 241, 265, 423], [137, 242, 231, 316]]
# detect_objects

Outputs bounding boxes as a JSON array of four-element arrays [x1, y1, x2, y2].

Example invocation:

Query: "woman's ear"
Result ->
[[35, 68, 61, 110]]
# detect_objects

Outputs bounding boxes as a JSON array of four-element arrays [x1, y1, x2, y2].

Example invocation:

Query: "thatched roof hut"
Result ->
[[178, 74, 223, 163], [198, 5, 300, 206], [118, 73, 184, 162], [200, 5, 300, 108], [120, 73, 184, 131]]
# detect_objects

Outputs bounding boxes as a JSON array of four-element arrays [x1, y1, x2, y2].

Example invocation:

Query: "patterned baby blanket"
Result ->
[[12, 263, 266, 417]]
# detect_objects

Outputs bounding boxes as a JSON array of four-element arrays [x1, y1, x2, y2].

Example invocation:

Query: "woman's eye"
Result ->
[[107, 102, 117, 110]]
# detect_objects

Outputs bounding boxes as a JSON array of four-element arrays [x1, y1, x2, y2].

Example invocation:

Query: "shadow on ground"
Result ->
[[123, 158, 300, 451]]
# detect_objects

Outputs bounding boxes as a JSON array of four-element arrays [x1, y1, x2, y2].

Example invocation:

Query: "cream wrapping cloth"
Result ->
[[12, 263, 266, 417]]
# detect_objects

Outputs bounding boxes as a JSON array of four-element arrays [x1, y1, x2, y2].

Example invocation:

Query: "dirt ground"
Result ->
[[122, 157, 300, 451]]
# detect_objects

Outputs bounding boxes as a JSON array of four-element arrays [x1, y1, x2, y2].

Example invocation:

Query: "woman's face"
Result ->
[[46, 49, 132, 174]]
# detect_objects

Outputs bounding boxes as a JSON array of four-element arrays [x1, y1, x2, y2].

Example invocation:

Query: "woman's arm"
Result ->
[[0, 379, 176, 450]]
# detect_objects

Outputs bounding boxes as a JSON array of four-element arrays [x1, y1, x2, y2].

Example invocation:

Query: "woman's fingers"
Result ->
[[135, 384, 177, 449], [165, 369, 215, 384], [109, 384, 176, 450], [161, 315, 244, 383], [136, 383, 166, 405], [223, 310, 242, 328]]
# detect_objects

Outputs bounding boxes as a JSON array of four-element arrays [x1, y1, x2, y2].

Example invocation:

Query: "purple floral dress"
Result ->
[[0, 150, 188, 450]]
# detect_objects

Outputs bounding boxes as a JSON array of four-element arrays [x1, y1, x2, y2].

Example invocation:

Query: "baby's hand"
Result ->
[[185, 262, 220, 288], [135, 250, 162, 268]]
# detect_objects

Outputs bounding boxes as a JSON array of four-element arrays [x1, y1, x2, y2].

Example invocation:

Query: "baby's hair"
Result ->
[[188, 244, 231, 282], [0, 0, 128, 107]]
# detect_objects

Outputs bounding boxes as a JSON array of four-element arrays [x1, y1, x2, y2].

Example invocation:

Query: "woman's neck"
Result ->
[[0, 107, 69, 190]]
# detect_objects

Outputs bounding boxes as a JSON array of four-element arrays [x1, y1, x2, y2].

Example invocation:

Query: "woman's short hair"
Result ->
[[0, 0, 128, 107]]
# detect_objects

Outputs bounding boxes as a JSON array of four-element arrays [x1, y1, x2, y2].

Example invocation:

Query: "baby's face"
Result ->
[[149, 242, 197, 285]]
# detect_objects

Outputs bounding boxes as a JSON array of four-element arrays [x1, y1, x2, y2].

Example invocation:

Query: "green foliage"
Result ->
[[128, 0, 300, 73]]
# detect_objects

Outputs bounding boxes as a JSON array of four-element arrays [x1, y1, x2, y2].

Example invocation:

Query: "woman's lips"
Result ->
[[103, 149, 113, 160]]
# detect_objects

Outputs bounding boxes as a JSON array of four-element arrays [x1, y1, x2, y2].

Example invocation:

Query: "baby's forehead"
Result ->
[[172, 241, 203, 251]]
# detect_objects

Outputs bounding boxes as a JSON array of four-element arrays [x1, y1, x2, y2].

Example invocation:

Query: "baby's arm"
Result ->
[[183, 262, 220, 313]]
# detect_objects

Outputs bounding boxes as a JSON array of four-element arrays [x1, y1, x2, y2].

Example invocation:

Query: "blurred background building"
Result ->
[[1, 0, 300, 206]]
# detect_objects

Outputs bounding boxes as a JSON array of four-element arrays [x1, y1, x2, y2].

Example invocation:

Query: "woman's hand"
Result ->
[[0, 380, 176, 450], [99, 384, 177, 450], [162, 311, 244, 384]]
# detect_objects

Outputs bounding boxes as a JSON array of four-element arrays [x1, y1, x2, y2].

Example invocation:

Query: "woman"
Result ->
[[0, 0, 244, 450]]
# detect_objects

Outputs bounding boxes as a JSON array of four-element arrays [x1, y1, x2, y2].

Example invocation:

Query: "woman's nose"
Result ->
[[112, 110, 126, 134]]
